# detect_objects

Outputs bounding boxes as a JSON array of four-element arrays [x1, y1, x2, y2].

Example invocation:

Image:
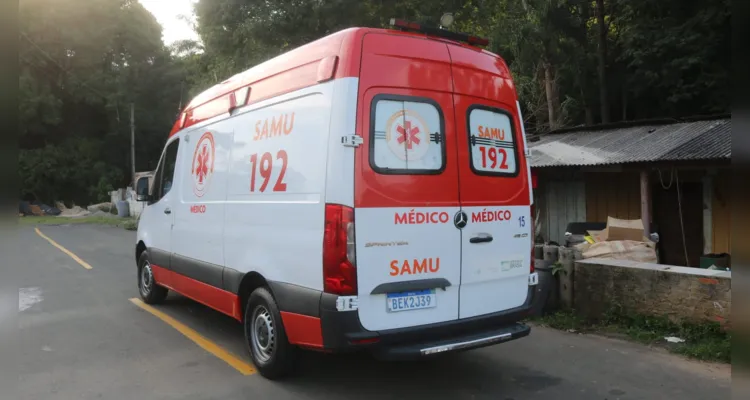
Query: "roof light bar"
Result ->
[[389, 18, 490, 48]]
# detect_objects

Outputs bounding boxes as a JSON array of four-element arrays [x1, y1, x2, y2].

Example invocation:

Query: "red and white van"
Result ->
[[134, 20, 537, 379]]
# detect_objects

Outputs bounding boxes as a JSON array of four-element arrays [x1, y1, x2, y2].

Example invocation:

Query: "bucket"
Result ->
[[530, 259, 559, 316], [116, 200, 130, 218], [699, 253, 730, 270]]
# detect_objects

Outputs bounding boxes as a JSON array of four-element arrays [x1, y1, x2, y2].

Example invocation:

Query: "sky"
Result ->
[[139, 0, 200, 45]]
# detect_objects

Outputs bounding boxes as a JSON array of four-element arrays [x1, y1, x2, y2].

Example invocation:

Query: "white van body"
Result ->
[[135, 26, 537, 379]]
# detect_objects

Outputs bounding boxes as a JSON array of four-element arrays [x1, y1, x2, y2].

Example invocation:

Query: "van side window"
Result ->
[[152, 139, 180, 201], [467, 106, 519, 176], [370, 95, 445, 174]]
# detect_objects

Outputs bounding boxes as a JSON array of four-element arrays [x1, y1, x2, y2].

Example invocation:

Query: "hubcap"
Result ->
[[140, 262, 153, 296], [250, 305, 275, 362]]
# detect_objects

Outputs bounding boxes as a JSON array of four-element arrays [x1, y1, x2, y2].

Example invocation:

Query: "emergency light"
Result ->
[[389, 18, 490, 47], [439, 13, 455, 29]]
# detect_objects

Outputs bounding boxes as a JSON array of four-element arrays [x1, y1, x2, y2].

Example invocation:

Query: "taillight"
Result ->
[[323, 204, 357, 295], [530, 205, 535, 273]]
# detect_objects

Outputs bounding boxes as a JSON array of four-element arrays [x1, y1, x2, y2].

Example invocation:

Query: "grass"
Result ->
[[19, 215, 138, 229], [531, 308, 731, 363]]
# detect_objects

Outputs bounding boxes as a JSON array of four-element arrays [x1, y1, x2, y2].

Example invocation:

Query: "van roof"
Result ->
[[171, 27, 506, 136]]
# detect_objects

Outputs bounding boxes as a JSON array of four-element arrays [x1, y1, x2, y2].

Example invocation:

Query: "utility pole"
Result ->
[[130, 103, 136, 192]]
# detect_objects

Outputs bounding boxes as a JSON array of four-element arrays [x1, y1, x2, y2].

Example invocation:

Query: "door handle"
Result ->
[[469, 234, 493, 244], [370, 278, 452, 295], [164, 208, 171, 215]]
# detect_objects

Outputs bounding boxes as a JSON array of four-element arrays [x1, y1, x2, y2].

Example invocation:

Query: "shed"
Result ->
[[528, 115, 731, 267]]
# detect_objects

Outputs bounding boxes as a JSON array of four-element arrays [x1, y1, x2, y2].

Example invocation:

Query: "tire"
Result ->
[[244, 287, 296, 379], [138, 251, 168, 304]]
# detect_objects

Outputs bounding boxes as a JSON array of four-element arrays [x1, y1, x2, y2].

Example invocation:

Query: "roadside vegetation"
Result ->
[[20, 215, 138, 231], [531, 309, 731, 363]]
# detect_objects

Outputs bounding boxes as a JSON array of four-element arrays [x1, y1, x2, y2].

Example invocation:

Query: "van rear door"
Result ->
[[354, 33, 462, 331], [448, 44, 533, 319]]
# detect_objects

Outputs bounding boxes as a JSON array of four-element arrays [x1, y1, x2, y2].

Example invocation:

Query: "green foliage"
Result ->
[[551, 262, 564, 276], [613, 0, 730, 115], [185, 0, 728, 134], [19, 215, 139, 232], [123, 219, 139, 231], [19, 138, 122, 205], [19, 0, 184, 204]]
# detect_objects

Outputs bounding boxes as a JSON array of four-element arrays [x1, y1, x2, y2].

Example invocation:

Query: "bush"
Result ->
[[123, 219, 138, 231], [20, 138, 124, 205]]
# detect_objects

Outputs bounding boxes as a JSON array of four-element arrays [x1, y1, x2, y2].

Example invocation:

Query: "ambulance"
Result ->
[[134, 19, 538, 379]]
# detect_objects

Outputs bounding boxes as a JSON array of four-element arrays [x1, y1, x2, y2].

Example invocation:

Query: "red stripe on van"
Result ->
[[151, 265, 243, 321], [150, 263, 171, 286], [280, 312, 324, 349]]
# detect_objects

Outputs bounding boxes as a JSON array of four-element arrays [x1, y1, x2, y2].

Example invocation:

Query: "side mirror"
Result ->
[[135, 176, 151, 202]]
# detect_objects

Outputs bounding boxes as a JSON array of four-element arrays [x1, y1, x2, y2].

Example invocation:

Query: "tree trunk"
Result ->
[[622, 85, 628, 120], [596, 0, 610, 124], [580, 86, 594, 125], [543, 61, 558, 131], [578, 80, 594, 126], [575, 3, 594, 127]]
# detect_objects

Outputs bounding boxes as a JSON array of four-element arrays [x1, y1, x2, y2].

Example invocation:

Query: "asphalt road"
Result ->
[[11, 224, 730, 400]]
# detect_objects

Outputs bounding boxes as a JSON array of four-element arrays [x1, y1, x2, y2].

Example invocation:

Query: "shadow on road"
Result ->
[[157, 294, 561, 399]]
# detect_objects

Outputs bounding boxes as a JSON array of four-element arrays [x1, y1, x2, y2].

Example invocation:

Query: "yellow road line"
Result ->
[[34, 227, 93, 270], [129, 298, 256, 376]]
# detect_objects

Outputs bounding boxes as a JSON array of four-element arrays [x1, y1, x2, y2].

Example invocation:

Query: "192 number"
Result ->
[[478, 146, 509, 170], [250, 150, 288, 192]]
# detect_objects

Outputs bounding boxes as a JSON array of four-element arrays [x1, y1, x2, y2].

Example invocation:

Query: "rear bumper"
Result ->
[[375, 322, 530, 360], [319, 287, 535, 356]]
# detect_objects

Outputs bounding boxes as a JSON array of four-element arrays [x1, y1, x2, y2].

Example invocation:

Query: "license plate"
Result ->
[[386, 289, 437, 313]]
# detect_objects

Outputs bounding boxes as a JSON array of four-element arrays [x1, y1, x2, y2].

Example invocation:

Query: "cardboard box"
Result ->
[[587, 217, 646, 242], [605, 217, 645, 241], [586, 229, 606, 243], [581, 240, 658, 263]]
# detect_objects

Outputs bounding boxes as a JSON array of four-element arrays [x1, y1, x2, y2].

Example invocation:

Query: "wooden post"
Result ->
[[130, 103, 136, 192], [558, 247, 575, 309], [543, 244, 559, 265], [534, 244, 544, 260], [640, 170, 651, 236], [702, 173, 714, 254]]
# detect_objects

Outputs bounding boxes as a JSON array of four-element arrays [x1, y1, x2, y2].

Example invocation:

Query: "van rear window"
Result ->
[[467, 106, 519, 176], [370, 95, 445, 174]]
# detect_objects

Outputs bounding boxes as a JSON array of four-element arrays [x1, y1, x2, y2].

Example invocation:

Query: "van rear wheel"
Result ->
[[244, 287, 296, 379], [138, 251, 168, 304]]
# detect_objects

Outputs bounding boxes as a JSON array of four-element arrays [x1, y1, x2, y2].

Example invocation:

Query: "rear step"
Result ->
[[373, 323, 530, 360]]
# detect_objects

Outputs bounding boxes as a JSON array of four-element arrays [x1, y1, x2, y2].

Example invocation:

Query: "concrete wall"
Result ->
[[574, 259, 731, 326], [110, 188, 145, 218]]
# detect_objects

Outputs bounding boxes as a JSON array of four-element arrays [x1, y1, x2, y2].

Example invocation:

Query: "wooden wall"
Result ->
[[712, 173, 731, 254], [533, 169, 586, 244], [542, 180, 586, 244], [535, 166, 731, 258], [585, 172, 643, 222]]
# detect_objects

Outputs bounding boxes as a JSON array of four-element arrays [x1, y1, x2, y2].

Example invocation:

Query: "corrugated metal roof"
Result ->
[[529, 118, 731, 167]]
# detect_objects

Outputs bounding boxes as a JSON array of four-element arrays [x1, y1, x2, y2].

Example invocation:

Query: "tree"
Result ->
[[19, 0, 185, 204], [595, 0, 610, 123], [184, 0, 728, 135], [613, 0, 730, 118]]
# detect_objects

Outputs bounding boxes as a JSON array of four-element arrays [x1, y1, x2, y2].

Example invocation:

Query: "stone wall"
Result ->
[[574, 259, 731, 326]]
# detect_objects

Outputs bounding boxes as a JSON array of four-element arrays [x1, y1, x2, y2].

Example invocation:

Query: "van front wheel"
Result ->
[[137, 251, 168, 304], [244, 287, 296, 379]]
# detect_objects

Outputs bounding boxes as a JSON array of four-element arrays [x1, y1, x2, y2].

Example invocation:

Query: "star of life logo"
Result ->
[[191, 132, 215, 197], [385, 109, 430, 161]]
